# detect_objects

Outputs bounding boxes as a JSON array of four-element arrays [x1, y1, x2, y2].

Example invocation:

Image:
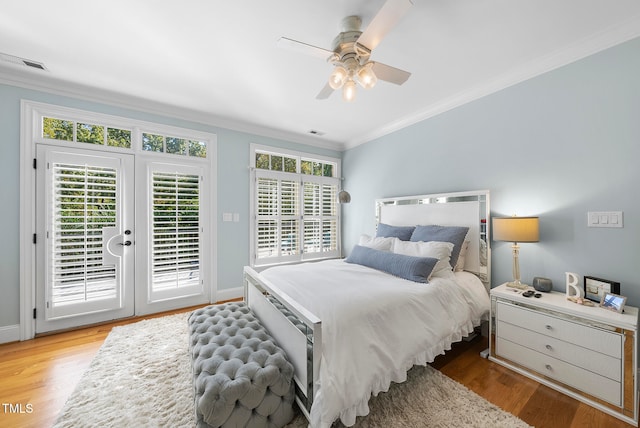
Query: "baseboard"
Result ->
[[216, 287, 243, 303], [0, 324, 20, 344]]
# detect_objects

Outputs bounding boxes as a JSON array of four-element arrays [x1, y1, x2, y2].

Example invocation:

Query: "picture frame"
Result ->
[[600, 292, 627, 313], [584, 276, 620, 303]]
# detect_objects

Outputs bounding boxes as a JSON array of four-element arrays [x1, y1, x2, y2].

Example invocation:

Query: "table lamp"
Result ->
[[492, 216, 539, 289]]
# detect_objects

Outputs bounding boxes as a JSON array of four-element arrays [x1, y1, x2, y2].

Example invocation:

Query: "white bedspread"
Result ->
[[260, 259, 490, 428]]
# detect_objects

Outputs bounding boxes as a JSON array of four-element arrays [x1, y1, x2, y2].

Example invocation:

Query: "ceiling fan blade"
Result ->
[[277, 37, 334, 60], [316, 82, 335, 100], [371, 62, 411, 85], [357, 0, 413, 51]]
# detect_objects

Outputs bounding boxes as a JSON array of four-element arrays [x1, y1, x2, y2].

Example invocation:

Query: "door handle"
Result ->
[[119, 240, 132, 246]]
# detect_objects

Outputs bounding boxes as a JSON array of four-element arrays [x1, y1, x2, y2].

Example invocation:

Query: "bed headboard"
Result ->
[[375, 190, 490, 288]]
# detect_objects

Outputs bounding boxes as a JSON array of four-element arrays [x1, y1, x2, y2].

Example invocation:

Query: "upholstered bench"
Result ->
[[188, 302, 295, 428]]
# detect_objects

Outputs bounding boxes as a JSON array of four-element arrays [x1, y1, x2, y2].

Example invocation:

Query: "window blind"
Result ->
[[151, 171, 200, 291], [50, 163, 117, 306]]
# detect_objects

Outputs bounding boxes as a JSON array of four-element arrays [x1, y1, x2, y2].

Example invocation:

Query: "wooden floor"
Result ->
[[0, 311, 635, 428]]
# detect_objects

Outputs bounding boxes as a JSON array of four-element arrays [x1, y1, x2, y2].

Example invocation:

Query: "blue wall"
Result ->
[[0, 85, 340, 329], [342, 37, 640, 306]]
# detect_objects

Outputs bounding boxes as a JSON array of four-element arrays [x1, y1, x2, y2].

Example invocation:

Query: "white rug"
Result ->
[[55, 313, 531, 428]]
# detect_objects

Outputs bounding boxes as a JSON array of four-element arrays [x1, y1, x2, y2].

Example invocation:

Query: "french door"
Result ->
[[34, 145, 209, 333], [35, 146, 135, 332]]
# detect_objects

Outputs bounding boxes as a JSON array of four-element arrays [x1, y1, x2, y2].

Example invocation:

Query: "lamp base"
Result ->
[[506, 281, 529, 290]]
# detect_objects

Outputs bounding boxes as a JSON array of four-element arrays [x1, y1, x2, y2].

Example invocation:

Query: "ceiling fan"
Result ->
[[278, 0, 413, 102]]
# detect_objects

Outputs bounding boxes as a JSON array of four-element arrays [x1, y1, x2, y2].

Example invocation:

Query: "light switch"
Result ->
[[222, 213, 233, 222], [233, 213, 240, 222], [588, 211, 623, 228]]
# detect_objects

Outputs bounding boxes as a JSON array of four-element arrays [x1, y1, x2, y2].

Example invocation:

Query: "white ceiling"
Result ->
[[1, 1, 639, 151]]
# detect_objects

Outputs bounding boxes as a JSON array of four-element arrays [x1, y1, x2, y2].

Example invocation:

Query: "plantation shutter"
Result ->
[[322, 183, 338, 252], [46, 153, 124, 320], [302, 178, 338, 256], [149, 166, 203, 300], [254, 170, 338, 265], [256, 176, 278, 259], [280, 178, 300, 257], [255, 173, 301, 263]]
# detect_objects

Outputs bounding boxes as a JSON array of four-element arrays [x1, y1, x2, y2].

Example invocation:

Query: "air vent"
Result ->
[[23, 60, 46, 70], [0, 52, 47, 71], [308, 130, 325, 136]]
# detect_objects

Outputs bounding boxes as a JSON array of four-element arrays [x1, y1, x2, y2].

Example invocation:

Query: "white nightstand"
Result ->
[[489, 283, 638, 425]]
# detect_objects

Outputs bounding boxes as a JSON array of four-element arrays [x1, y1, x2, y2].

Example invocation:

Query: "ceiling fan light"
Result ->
[[328, 66, 348, 90], [357, 63, 377, 89], [342, 79, 357, 102]]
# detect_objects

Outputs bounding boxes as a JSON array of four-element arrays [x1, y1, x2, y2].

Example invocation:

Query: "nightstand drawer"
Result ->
[[497, 320, 621, 381], [497, 337, 622, 406], [497, 301, 621, 358]]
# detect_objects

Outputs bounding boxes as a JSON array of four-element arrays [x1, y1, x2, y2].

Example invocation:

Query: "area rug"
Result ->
[[54, 313, 531, 428]]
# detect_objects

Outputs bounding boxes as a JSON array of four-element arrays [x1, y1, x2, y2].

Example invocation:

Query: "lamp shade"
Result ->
[[357, 62, 377, 89], [342, 79, 357, 102], [329, 66, 348, 89], [492, 216, 539, 243]]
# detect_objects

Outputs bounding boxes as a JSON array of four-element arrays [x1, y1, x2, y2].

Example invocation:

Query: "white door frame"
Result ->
[[19, 100, 218, 340]]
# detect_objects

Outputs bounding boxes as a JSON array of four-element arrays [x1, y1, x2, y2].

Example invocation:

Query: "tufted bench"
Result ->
[[188, 302, 295, 428]]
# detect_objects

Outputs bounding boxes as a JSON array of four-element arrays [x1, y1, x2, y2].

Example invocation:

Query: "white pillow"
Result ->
[[358, 234, 396, 251], [454, 240, 470, 272], [392, 240, 454, 278]]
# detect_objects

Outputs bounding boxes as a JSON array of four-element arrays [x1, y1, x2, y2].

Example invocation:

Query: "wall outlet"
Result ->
[[587, 211, 623, 228]]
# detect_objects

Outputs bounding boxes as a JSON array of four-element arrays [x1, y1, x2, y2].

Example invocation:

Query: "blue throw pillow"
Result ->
[[410, 225, 469, 268], [375, 223, 415, 241], [345, 245, 438, 283]]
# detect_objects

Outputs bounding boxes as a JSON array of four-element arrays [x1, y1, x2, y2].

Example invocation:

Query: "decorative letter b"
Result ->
[[565, 272, 582, 299]]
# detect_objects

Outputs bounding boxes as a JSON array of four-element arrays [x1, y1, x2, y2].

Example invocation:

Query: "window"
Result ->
[[43, 117, 132, 149], [251, 146, 341, 266], [42, 116, 207, 157], [142, 132, 207, 158]]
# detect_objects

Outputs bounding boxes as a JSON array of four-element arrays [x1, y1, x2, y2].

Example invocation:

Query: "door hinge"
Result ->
[[33, 233, 37, 244], [33, 308, 36, 319], [33, 158, 37, 169]]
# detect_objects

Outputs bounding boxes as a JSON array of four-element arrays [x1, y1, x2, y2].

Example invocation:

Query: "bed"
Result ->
[[243, 190, 491, 427]]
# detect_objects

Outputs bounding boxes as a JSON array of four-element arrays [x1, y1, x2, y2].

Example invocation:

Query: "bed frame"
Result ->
[[243, 189, 491, 422]]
